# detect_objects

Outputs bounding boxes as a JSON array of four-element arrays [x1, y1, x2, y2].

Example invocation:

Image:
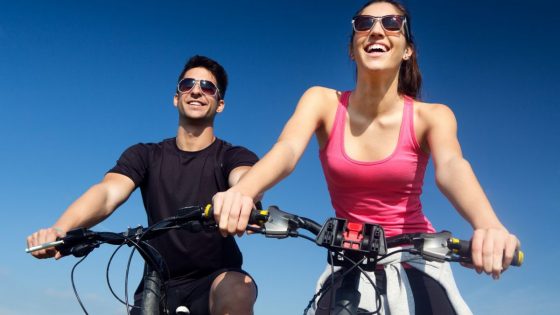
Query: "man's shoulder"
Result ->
[[215, 138, 259, 170], [124, 137, 175, 152], [215, 138, 255, 156]]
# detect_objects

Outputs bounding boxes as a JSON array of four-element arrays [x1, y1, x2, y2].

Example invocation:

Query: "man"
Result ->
[[27, 55, 258, 315]]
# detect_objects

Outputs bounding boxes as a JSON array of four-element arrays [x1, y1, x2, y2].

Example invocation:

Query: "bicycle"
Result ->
[[26, 205, 523, 315], [238, 205, 523, 314], [25, 205, 267, 315]]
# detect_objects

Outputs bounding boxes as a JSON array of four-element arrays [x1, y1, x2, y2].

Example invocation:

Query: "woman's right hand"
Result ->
[[212, 189, 255, 238], [211, 87, 331, 238], [26, 227, 65, 260]]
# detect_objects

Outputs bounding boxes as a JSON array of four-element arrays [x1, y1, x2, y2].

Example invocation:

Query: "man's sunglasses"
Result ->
[[352, 15, 408, 38], [177, 78, 220, 98]]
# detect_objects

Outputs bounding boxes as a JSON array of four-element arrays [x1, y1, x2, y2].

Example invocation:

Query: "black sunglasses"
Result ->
[[177, 78, 220, 98], [352, 15, 408, 38]]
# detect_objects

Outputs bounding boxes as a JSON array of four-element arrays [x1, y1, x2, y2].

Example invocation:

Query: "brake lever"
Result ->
[[246, 225, 265, 234], [259, 206, 299, 239], [53, 228, 99, 257], [63, 242, 100, 257], [412, 231, 454, 263]]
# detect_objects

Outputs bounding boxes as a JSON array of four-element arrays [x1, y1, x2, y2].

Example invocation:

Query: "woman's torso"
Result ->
[[317, 89, 436, 236]]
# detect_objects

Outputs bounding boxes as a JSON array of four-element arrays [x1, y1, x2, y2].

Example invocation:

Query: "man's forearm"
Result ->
[[53, 183, 116, 232]]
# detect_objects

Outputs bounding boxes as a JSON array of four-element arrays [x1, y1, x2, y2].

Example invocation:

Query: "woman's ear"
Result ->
[[403, 47, 413, 60]]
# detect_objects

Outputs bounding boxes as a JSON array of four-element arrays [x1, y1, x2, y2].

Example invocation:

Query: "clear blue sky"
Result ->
[[2, 1, 558, 314]]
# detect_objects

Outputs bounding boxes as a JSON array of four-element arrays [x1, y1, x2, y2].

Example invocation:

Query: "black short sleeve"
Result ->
[[222, 145, 259, 177], [107, 143, 151, 186]]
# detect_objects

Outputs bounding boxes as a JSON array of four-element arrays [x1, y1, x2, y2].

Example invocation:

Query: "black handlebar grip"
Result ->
[[450, 238, 471, 258], [249, 209, 269, 226], [449, 238, 524, 267]]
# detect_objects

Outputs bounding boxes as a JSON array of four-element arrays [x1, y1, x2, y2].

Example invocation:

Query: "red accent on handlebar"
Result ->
[[342, 222, 364, 250]]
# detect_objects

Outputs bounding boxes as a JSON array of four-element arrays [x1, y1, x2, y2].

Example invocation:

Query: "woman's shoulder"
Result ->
[[290, 87, 345, 128], [413, 99, 457, 125], [303, 86, 343, 99], [300, 86, 348, 108]]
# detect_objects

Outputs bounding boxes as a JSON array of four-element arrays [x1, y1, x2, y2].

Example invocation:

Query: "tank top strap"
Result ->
[[336, 91, 351, 134], [322, 91, 351, 153], [400, 95, 423, 152], [336, 90, 352, 141], [341, 90, 351, 109]]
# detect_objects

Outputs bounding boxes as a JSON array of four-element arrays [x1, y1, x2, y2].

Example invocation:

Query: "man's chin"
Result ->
[[181, 115, 215, 126]]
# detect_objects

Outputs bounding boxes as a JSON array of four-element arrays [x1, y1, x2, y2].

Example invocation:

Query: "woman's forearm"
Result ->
[[435, 157, 505, 230], [232, 141, 300, 199]]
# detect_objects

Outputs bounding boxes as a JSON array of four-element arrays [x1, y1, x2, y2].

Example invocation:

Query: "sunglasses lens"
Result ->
[[178, 79, 218, 96], [178, 79, 196, 93], [353, 16, 374, 32], [199, 80, 218, 96], [381, 16, 403, 31]]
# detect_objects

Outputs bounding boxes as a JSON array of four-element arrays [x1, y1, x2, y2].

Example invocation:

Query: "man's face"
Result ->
[[173, 67, 224, 123]]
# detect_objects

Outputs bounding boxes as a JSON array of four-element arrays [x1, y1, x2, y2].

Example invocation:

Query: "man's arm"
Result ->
[[27, 173, 135, 259]]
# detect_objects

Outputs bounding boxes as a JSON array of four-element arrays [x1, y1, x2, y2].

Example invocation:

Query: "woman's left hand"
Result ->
[[468, 228, 520, 279]]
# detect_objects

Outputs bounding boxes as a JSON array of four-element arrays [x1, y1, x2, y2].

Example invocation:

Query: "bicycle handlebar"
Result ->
[[448, 236, 524, 266], [26, 204, 524, 267], [386, 230, 523, 266], [205, 205, 322, 238], [205, 205, 524, 266], [25, 204, 271, 256], [25, 204, 523, 315]]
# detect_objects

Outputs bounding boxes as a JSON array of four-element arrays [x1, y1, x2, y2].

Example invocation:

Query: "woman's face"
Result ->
[[351, 2, 411, 74]]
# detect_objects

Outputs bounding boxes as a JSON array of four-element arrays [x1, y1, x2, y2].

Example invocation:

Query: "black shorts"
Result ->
[[315, 267, 456, 315], [132, 268, 257, 315]]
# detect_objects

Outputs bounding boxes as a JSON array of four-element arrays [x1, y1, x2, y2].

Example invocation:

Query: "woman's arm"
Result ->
[[213, 86, 332, 236], [425, 104, 520, 279]]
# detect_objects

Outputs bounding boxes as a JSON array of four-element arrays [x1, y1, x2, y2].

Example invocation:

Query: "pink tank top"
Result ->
[[319, 91, 435, 237]]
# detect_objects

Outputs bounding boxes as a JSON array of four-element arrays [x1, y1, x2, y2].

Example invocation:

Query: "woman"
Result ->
[[213, 0, 520, 313]]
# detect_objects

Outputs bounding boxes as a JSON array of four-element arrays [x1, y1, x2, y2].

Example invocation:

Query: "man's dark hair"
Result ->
[[177, 55, 228, 99]]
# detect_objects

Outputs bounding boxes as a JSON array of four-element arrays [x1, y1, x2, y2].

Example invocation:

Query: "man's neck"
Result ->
[[175, 123, 216, 152]]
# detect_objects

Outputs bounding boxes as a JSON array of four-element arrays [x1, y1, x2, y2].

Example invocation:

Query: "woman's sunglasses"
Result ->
[[177, 78, 220, 98], [352, 15, 408, 38]]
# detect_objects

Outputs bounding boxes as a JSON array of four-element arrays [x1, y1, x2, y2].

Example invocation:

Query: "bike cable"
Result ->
[[104, 234, 169, 314], [341, 254, 382, 315], [293, 232, 382, 314], [328, 249, 336, 314], [70, 253, 91, 315], [124, 245, 136, 315], [302, 252, 383, 315], [128, 236, 170, 314], [106, 243, 141, 309]]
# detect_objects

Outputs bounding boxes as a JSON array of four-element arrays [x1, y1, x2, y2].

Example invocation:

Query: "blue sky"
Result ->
[[1, 1, 559, 314]]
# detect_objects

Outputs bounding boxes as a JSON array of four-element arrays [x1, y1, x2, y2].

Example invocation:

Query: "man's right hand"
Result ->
[[27, 227, 66, 260], [26, 173, 136, 260]]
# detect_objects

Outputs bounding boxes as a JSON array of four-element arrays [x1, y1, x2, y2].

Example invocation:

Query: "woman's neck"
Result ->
[[351, 69, 402, 115]]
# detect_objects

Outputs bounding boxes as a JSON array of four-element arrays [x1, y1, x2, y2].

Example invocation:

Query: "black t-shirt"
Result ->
[[108, 137, 258, 282]]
